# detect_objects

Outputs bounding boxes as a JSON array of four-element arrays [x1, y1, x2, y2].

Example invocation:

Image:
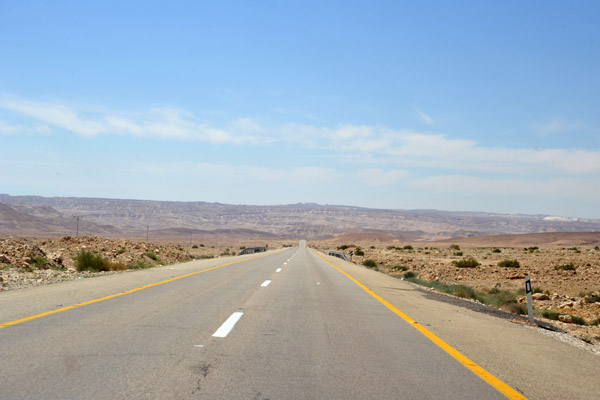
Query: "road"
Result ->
[[1, 247, 598, 399]]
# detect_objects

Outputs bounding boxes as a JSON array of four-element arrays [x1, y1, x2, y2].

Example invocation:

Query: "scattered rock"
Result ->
[[559, 315, 573, 324], [532, 293, 550, 300]]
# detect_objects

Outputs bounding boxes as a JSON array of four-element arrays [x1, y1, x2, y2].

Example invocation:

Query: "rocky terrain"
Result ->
[[0, 236, 225, 291], [2, 194, 600, 239], [313, 233, 600, 344]]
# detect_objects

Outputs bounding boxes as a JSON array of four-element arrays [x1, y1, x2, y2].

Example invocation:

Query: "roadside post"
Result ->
[[349, 250, 354, 262], [525, 275, 534, 323]]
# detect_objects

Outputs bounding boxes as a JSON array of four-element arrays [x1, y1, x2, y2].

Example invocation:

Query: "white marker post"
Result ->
[[525, 275, 534, 323]]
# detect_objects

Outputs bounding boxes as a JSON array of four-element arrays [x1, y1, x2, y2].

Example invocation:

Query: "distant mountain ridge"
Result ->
[[1, 194, 599, 240]]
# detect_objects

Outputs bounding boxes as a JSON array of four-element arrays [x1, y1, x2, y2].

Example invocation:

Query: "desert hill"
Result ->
[[1, 194, 599, 240]]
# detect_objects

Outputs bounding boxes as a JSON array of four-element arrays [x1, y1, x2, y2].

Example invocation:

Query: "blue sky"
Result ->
[[1, 1, 599, 218]]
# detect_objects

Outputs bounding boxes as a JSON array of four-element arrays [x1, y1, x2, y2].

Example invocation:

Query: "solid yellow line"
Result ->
[[0, 253, 270, 329], [313, 251, 527, 400]]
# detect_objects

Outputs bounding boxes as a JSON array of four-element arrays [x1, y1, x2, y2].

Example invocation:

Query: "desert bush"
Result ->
[[28, 256, 50, 269], [388, 265, 409, 272], [571, 315, 587, 325], [584, 296, 600, 304], [403, 245, 413, 250], [554, 263, 576, 271], [453, 251, 463, 257], [355, 249, 365, 256], [453, 285, 479, 301], [590, 317, 600, 326], [145, 252, 159, 261], [370, 246, 376, 249], [192, 245, 199, 249], [403, 271, 417, 279], [449, 244, 460, 250], [75, 250, 111, 272], [492, 248, 502, 253], [127, 261, 153, 269], [541, 310, 561, 320], [498, 259, 520, 268], [386, 245, 396, 250], [362, 259, 377, 269], [117, 248, 126, 254], [452, 257, 480, 268], [595, 246, 600, 251]]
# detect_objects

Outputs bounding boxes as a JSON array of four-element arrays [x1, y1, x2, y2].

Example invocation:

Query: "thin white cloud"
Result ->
[[412, 175, 600, 199], [127, 162, 340, 186], [3, 97, 599, 176], [531, 118, 586, 136], [0, 99, 260, 144], [416, 108, 434, 125], [0, 120, 25, 134]]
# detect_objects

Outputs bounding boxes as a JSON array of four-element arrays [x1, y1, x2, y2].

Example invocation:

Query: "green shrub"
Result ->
[[571, 315, 587, 325], [370, 246, 376, 249], [449, 244, 460, 250], [554, 263, 576, 271], [403, 271, 417, 279], [403, 245, 413, 250], [388, 265, 409, 272], [453, 251, 463, 256], [28, 256, 50, 269], [595, 246, 600, 251], [191, 245, 199, 249], [589, 317, 600, 326], [75, 250, 110, 272], [362, 259, 377, 269], [541, 310, 560, 320], [492, 248, 502, 253], [498, 259, 520, 268], [355, 249, 365, 256], [453, 285, 478, 301], [117, 248, 126, 254], [145, 252, 159, 261], [386, 245, 396, 250], [128, 261, 153, 269], [452, 257, 480, 268]]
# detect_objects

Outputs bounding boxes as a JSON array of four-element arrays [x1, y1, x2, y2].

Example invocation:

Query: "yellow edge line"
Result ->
[[0, 253, 271, 329], [313, 251, 527, 400]]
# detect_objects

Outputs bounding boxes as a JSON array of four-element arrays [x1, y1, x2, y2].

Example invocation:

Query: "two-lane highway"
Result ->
[[1, 247, 517, 399]]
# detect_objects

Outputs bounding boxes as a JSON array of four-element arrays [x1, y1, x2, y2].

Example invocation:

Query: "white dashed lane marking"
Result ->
[[261, 280, 272, 287], [212, 312, 244, 338]]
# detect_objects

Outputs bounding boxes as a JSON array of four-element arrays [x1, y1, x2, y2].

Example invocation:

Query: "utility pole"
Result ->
[[74, 216, 81, 236]]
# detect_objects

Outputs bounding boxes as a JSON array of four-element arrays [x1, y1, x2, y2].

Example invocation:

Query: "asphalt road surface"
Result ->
[[0, 246, 587, 399]]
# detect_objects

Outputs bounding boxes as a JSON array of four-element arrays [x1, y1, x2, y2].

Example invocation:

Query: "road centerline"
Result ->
[[261, 280, 272, 287]]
